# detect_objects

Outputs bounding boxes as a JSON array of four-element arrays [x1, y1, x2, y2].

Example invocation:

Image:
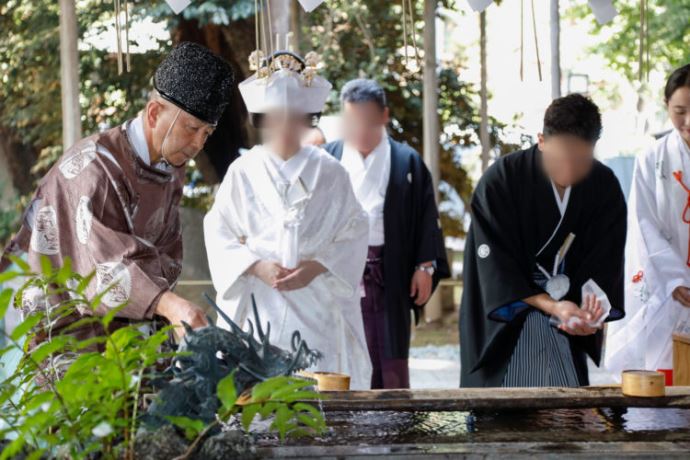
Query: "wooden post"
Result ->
[[423, 0, 442, 322], [549, 0, 561, 99], [290, 0, 301, 53], [479, 11, 490, 173], [673, 333, 690, 386], [59, 0, 82, 150]]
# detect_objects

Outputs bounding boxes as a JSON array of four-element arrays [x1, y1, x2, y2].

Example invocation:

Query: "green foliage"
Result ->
[[0, 256, 174, 459], [0, 257, 326, 459], [566, 0, 690, 83]]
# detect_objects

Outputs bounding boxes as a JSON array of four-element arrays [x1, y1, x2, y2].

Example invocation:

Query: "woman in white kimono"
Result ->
[[204, 50, 373, 389], [606, 64, 690, 382]]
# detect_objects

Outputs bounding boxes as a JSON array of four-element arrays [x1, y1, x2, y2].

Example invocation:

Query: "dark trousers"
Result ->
[[361, 245, 410, 389]]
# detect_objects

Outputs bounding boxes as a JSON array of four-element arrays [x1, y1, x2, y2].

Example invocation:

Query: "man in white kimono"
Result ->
[[204, 50, 373, 389], [606, 65, 690, 383]]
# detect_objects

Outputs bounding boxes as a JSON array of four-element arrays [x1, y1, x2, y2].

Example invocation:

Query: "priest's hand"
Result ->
[[249, 260, 292, 287], [672, 286, 690, 308], [155, 291, 208, 336], [274, 260, 327, 291], [410, 267, 433, 306]]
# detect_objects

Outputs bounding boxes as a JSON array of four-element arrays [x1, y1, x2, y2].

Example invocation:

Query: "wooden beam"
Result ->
[[312, 386, 690, 412]]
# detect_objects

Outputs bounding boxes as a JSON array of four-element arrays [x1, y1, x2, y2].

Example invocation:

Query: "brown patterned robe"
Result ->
[[2, 122, 185, 343]]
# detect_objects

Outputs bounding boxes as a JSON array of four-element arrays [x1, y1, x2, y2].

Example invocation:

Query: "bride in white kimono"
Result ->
[[606, 65, 690, 380], [204, 50, 372, 389]]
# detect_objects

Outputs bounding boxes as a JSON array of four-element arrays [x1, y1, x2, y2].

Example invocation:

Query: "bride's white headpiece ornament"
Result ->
[[239, 50, 332, 115]]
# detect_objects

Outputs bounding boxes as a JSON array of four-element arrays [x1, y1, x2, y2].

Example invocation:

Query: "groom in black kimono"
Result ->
[[323, 79, 450, 389], [460, 94, 627, 388]]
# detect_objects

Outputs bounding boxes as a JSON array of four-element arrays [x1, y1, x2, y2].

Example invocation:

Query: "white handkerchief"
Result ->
[[581, 279, 612, 328], [165, 0, 191, 14], [299, 0, 327, 12], [467, 0, 493, 13], [588, 0, 617, 25]]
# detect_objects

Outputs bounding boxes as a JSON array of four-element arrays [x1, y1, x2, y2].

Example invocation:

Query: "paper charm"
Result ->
[[588, 0, 617, 25], [165, 0, 192, 15], [299, 0, 327, 12], [467, 0, 493, 13]]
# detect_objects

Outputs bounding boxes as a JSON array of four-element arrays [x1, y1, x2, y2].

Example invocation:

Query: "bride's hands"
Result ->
[[274, 260, 327, 291]]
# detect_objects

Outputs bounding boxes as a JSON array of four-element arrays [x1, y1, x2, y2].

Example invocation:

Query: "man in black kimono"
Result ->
[[460, 94, 627, 388], [323, 79, 450, 389]]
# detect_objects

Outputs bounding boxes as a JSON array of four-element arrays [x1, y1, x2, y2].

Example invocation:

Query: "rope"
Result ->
[[407, 0, 421, 68], [115, 0, 123, 75], [402, 0, 409, 68], [672, 170, 690, 267], [124, 0, 130, 72], [530, 0, 542, 81]]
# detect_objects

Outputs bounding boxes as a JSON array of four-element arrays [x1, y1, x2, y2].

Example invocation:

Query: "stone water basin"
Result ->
[[255, 387, 690, 459]]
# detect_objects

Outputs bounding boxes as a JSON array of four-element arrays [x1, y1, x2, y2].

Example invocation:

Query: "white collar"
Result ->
[[127, 116, 151, 165], [342, 130, 389, 171], [265, 145, 312, 185]]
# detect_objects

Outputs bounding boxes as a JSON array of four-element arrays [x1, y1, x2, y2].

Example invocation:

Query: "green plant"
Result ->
[[0, 257, 326, 459], [0, 255, 175, 460], [171, 373, 326, 459]]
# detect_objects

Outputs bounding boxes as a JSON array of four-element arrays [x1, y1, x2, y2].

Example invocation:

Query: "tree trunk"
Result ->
[[58, 0, 82, 150], [479, 11, 490, 173], [550, 0, 561, 99]]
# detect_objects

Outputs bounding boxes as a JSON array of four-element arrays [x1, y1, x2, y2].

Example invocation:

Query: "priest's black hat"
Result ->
[[153, 42, 235, 126]]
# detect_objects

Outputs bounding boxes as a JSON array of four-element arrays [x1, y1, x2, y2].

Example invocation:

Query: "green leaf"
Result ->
[[10, 314, 42, 341], [0, 270, 20, 284], [29, 336, 70, 363], [165, 416, 205, 441], [0, 436, 26, 460], [251, 376, 291, 401], [55, 257, 72, 285], [7, 255, 30, 273], [0, 288, 13, 319], [39, 255, 53, 277], [217, 372, 237, 411], [240, 403, 261, 430]]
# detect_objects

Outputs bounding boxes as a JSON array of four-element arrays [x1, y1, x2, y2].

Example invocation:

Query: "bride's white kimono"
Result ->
[[605, 129, 690, 376], [203, 144, 373, 389]]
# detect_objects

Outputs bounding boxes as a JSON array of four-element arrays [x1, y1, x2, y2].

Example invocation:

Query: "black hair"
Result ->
[[249, 112, 321, 129], [543, 93, 602, 143], [664, 64, 690, 103], [340, 78, 387, 110]]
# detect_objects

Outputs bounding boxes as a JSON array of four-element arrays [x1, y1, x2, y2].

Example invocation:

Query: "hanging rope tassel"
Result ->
[[115, 0, 122, 75], [124, 0, 130, 72], [530, 0, 542, 81], [672, 170, 690, 267], [402, 0, 409, 68], [407, 0, 421, 70]]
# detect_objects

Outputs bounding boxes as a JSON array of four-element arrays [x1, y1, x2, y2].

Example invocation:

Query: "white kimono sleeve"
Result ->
[[314, 170, 369, 299], [204, 170, 261, 301], [634, 153, 689, 300]]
